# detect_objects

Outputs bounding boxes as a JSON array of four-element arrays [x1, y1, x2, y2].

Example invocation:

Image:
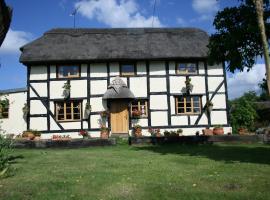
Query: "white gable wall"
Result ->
[[1, 92, 27, 135]]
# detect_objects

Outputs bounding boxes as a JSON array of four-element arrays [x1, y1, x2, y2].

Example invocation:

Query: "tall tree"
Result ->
[[208, 0, 270, 94], [0, 0, 12, 47], [252, 0, 270, 94]]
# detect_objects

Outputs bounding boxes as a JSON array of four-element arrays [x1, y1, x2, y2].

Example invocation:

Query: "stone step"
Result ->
[[111, 133, 129, 138]]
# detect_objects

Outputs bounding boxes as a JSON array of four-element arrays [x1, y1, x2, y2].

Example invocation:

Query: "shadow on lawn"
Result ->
[[133, 144, 270, 165]]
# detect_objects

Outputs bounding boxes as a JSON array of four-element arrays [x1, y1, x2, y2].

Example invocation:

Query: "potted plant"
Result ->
[[22, 103, 29, 120], [79, 130, 90, 139], [133, 124, 142, 137], [100, 110, 109, 118], [148, 128, 161, 137], [202, 128, 213, 136], [164, 130, 170, 137], [32, 130, 41, 140], [100, 125, 109, 139], [185, 77, 193, 93], [206, 101, 214, 113], [22, 130, 35, 140], [84, 103, 91, 119], [62, 81, 71, 99], [132, 109, 141, 119], [170, 130, 179, 137], [177, 128, 183, 136], [213, 125, 224, 135]]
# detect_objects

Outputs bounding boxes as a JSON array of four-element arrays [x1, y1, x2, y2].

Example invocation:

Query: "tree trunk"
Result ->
[[0, 0, 12, 47], [252, 0, 270, 95]]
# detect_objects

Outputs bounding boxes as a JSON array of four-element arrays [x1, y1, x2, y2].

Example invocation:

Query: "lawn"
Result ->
[[1, 142, 270, 200]]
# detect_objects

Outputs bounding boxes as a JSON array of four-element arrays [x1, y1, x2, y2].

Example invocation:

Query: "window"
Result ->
[[175, 96, 201, 114], [55, 101, 81, 121], [120, 64, 135, 76], [176, 63, 197, 74], [0, 106, 9, 118], [131, 100, 148, 117], [58, 65, 80, 78]]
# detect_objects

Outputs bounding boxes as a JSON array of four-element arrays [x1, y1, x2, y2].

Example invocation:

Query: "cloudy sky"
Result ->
[[0, 0, 266, 99]]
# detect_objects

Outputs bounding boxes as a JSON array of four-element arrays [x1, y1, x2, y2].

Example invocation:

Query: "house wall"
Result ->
[[1, 92, 27, 135], [26, 60, 230, 138]]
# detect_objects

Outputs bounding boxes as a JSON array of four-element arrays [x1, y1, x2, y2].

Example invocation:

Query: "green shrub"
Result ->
[[0, 134, 13, 177], [229, 92, 258, 134]]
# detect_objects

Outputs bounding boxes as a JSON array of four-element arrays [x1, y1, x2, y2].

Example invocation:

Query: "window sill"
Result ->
[[57, 120, 81, 123]]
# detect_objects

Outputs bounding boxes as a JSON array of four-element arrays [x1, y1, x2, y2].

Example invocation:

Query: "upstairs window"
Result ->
[[175, 96, 201, 114], [131, 100, 148, 117], [176, 63, 197, 74], [58, 65, 80, 78], [55, 101, 81, 121], [120, 64, 135, 76]]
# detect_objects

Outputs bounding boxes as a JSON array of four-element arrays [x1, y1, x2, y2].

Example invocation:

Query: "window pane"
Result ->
[[121, 64, 135, 75], [58, 66, 79, 77], [178, 108, 185, 113], [74, 114, 80, 120], [194, 107, 200, 113], [187, 63, 196, 73], [177, 63, 186, 72]]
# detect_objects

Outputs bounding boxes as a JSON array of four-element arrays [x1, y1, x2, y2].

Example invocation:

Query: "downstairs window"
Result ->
[[175, 96, 201, 114], [55, 101, 81, 121], [131, 100, 148, 117]]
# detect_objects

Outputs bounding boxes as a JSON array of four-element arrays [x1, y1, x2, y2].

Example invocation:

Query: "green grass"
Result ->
[[1, 143, 270, 200]]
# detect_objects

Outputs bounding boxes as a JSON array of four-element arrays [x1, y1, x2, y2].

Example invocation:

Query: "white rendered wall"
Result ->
[[1, 92, 27, 135]]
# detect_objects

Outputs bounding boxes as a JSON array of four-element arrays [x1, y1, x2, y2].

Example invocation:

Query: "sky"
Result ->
[[0, 0, 266, 99]]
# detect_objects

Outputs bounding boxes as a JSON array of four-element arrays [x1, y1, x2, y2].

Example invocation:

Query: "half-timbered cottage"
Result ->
[[1, 28, 231, 138]]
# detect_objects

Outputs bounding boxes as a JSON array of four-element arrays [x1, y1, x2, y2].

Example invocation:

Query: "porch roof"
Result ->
[[20, 28, 209, 64], [103, 77, 135, 100]]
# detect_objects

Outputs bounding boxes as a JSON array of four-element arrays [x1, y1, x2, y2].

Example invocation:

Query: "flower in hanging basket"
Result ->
[[206, 101, 214, 113], [185, 77, 193, 93], [22, 103, 29, 120], [62, 81, 71, 98], [84, 103, 92, 119], [100, 110, 109, 118], [132, 109, 141, 118]]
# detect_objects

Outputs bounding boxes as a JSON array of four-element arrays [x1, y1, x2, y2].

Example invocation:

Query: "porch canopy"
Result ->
[[103, 77, 135, 100]]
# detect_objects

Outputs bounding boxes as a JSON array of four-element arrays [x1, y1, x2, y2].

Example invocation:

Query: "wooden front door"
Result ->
[[110, 101, 129, 134]]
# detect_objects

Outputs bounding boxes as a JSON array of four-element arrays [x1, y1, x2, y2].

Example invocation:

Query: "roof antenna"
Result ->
[[70, 5, 80, 28], [151, 0, 157, 27]]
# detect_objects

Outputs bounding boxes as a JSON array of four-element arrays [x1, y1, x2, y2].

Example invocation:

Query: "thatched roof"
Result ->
[[103, 77, 135, 100], [20, 28, 209, 64]]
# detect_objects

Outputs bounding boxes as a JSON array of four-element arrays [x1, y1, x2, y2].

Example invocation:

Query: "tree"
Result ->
[[208, 0, 270, 94], [0, 0, 12, 47], [229, 91, 258, 133], [252, 0, 270, 95]]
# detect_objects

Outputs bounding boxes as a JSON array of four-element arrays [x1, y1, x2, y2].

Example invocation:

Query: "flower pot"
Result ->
[[28, 133, 35, 140], [34, 136, 41, 140], [213, 127, 224, 135], [100, 131, 109, 139], [202, 128, 213, 136], [134, 128, 142, 137]]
